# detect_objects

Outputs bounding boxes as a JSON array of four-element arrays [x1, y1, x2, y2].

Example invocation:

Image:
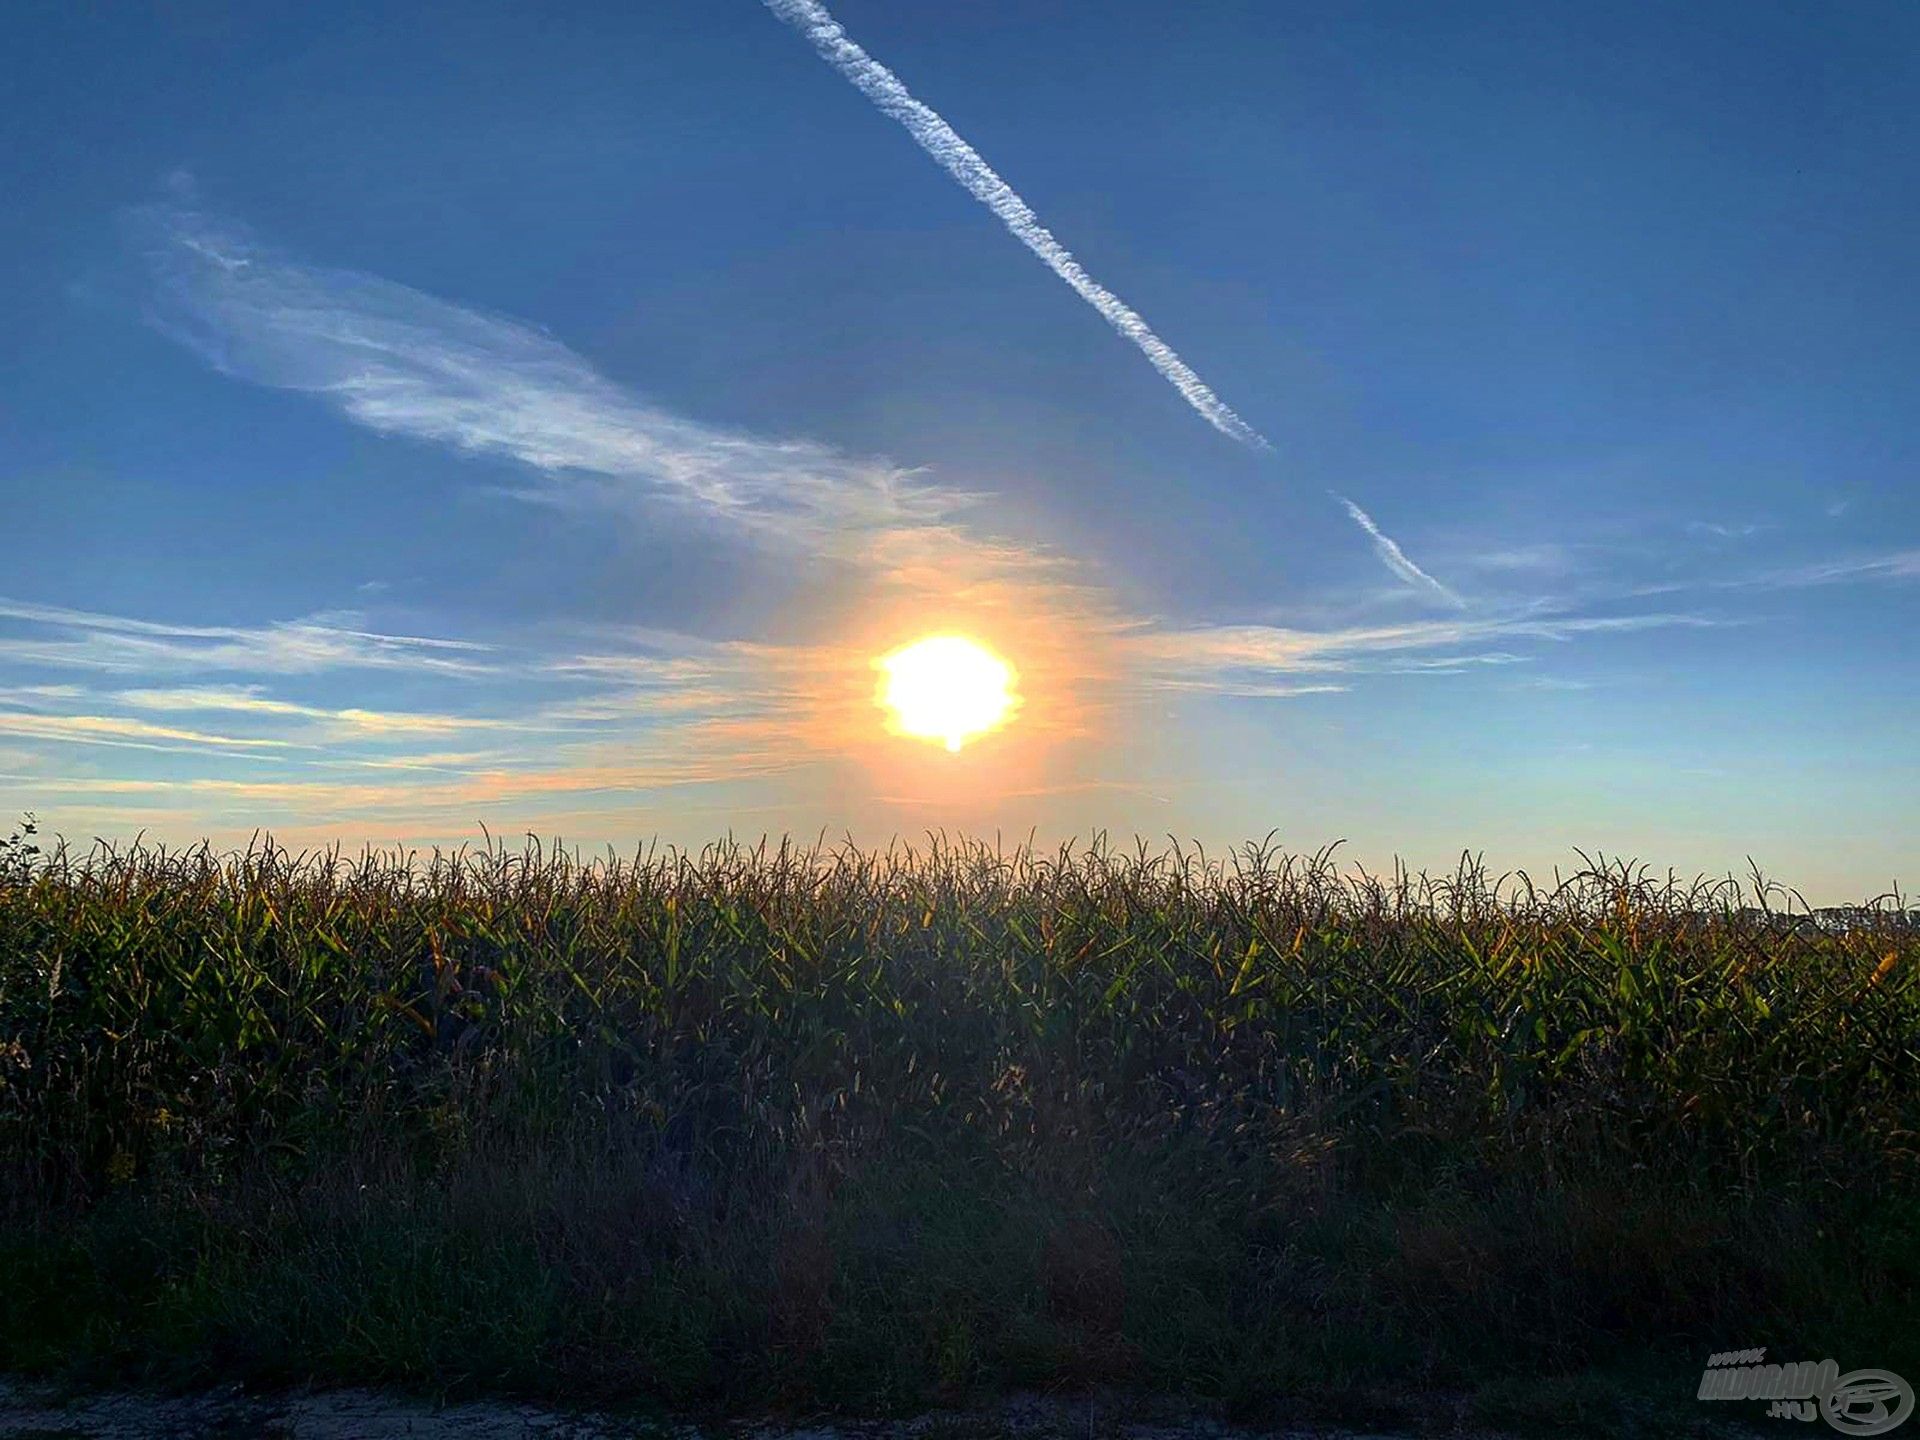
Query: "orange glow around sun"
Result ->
[[875, 634, 1019, 752]]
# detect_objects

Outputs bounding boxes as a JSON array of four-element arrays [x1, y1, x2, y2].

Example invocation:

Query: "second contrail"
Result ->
[[764, 0, 1268, 450]]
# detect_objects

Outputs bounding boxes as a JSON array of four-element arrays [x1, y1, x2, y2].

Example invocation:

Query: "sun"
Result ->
[[875, 634, 1019, 752]]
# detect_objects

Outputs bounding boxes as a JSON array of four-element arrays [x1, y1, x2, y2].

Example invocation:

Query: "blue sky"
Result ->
[[3, 0, 1915, 898]]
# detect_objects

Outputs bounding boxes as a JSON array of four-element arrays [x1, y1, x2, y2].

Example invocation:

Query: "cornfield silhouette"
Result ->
[[1, 829, 1915, 1409]]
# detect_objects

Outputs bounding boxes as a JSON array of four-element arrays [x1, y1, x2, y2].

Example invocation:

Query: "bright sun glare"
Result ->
[[876, 634, 1018, 753]]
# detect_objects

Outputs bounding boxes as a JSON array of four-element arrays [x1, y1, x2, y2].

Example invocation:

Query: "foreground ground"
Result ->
[[1, 835, 1914, 1418], [0, 1378, 1778, 1440]]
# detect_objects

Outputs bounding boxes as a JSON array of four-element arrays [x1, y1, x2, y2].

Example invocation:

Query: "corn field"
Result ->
[[3, 831, 1914, 1192], [1, 827, 1916, 1407]]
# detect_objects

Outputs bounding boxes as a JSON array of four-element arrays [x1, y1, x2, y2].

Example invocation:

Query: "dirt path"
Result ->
[[0, 1380, 1449, 1440]]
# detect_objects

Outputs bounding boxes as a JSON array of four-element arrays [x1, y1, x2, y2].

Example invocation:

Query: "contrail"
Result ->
[[764, 0, 1267, 449], [766, 1, 1464, 604], [1334, 496, 1464, 607]]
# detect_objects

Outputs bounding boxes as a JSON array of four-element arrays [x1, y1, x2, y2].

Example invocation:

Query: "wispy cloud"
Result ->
[[1757, 550, 1920, 588], [137, 203, 959, 548], [763, 0, 1265, 449], [1150, 679, 1350, 700], [1685, 519, 1768, 541], [1617, 547, 1920, 601], [1388, 651, 1531, 673], [0, 685, 85, 709], [0, 710, 292, 753], [0, 598, 495, 676], [116, 686, 513, 738], [1131, 609, 1718, 694], [1463, 543, 1580, 576], [1333, 495, 1462, 607]]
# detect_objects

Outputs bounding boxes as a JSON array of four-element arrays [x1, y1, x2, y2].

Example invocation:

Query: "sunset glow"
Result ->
[[875, 635, 1018, 752]]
